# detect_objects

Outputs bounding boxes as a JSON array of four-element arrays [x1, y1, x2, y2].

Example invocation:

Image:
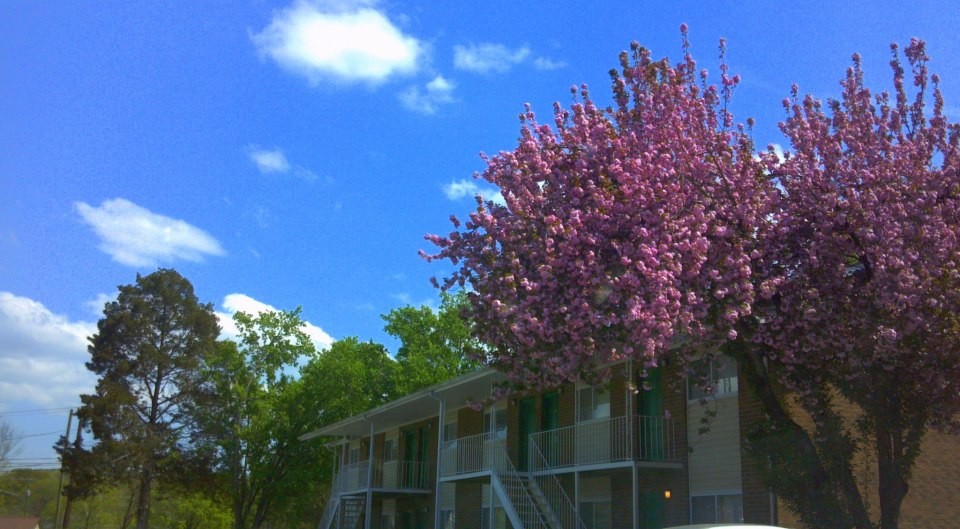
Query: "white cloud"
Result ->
[[399, 75, 456, 114], [217, 293, 334, 350], [442, 179, 504, 206], [75, 199, 225, 267], [533, 56, 566, 71], [252, 1, 422, 85], [391, 292, 412, 305], [247, 145, 319, 181], [84, 292, 115, 318], [0, 293, 97, 408], [443, 179, 481, 200], [453, 43, 530, 74], [248, 147, 291, 174]]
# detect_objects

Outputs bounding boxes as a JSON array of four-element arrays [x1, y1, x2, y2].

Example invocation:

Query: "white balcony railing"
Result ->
[[331, 459, 433, 492], [439, 431, 506, 477], [528, 414, 679, 471]]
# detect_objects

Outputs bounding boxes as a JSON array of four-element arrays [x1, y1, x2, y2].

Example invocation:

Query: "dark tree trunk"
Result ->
[[136, 468, 153, 529], [738, 345, 873, 529]]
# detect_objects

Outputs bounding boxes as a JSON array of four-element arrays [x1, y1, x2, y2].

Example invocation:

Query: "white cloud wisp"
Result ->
[[247, 145, 319, 181], [453, 43, 530, 74], [399, 75, 456, 115], [248, 147, 291, 174], [442, 179, 505, 206], [75, 198, 225, 267]]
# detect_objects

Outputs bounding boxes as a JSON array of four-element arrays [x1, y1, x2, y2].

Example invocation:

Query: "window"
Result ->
[[443, 419, 458, 444], [483, 405, 507, 440], [579, 476, 612, 529], [691, 494, 743, 524], [481, 484, 507, 529], [687, 355, 739, 401], [578, 385, 610, 421], [348, 446, 360, 464], [439, 510, 455, 529], [384, 438, 398, 462], [380, 499, 396, 529], [439, 483, 456, 529], [578, 501, 612, 529]]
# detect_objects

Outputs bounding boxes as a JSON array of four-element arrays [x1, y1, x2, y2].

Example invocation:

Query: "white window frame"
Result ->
[[687, 354, 739, 402], [576, 383, 611, 422], [690, 492, 744, 524]]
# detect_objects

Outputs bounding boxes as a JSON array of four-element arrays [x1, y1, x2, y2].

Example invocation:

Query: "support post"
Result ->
[[632, 464, 639, 529], [365, 420, 374, 529], [430, 391, 445, 529], [54, 409, 73, 529]]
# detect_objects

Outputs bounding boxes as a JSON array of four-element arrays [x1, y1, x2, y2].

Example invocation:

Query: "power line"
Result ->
[[0, 407, 73, 417], [8, 431, 62, 441]]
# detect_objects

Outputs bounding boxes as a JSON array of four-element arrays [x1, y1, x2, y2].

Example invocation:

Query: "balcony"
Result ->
[[439, 415, 680, 478], [332, 459, 434, 494], [439, 431, 506, 478], [528, 414, 681, 471]]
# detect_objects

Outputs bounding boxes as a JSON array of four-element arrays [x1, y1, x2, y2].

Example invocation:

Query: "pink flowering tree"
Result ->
[[424, 30, 959, 529], [424, 30, 774, 396], [752, 39, 960, 529]]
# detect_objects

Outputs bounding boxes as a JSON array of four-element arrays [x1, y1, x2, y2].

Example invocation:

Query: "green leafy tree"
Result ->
[[304, 337, 398, 422], [150, 491, 232, 529], [78, 269, 220, 529], [191, 309, 320, 529], [383, 291, 482, 395], [267, 337, 402, 528]]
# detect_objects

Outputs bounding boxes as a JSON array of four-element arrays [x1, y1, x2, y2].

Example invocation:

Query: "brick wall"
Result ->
[[611, 469, 634, 529], [737, 373, 772, 525], [455, 482, 483, 529], [739, 369, 960, 529], [900, 428, 960, 528], [458, 406, 483, 436]]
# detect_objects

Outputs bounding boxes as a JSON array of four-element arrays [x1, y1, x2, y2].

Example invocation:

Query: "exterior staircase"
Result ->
[[486, 435, 565, 529], [439, 431, 587, 529], [319, 495, 365, 529]]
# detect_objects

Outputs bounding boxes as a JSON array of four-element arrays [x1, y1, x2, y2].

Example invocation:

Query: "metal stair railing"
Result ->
[[485, 433, 550, 529], [337, 496, 365, 529], [318, 495, 340, 529], [528, 439, 588, 529]]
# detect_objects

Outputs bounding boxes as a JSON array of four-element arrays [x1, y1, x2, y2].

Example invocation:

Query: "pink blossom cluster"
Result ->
[[423, 33, 959, 410], [423, 31, 776, 394], [754, 39, 960, 424]]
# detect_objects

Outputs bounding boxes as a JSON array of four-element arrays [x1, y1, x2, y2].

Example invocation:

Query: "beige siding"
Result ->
[[687, 395, 742, 494]]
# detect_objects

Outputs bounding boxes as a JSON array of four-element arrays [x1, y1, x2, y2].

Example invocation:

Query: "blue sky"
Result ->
[[1, 1, 957, 467]]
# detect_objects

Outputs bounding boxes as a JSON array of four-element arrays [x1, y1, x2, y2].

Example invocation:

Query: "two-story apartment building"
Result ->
[[303, 355, 757, 529], [304, 345, 960, 529]]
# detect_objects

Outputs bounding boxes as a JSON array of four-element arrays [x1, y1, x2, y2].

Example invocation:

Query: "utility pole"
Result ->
[[61, 414, 85, 529], [54, 409, 74, 529]]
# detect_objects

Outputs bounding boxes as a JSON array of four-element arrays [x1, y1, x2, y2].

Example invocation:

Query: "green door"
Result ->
[[404, 430, 417, 487], [417, 425, 430, 488], [639, 491, 665, 529], [637, 368, 664, 459], [540, 391, 559, 465], [519, 397, 537, 470]]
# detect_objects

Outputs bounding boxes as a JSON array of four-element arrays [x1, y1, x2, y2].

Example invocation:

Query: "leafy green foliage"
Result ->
[[383, 291, 482, 395], [191, 308, 321, 529], [303, 337, 398, 421]]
